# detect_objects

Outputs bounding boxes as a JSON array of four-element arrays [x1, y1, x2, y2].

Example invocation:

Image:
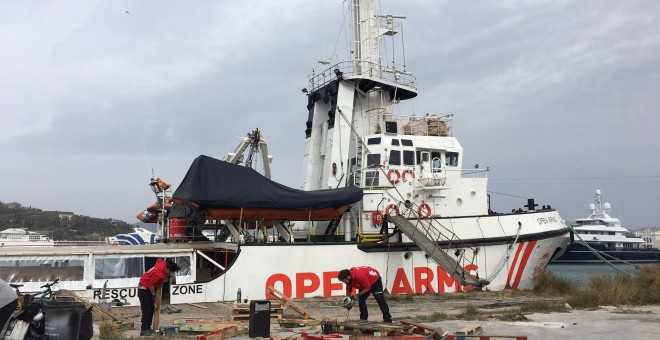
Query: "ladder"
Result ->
[[385, 215, 489, 288], [353, 139, 363, 186]]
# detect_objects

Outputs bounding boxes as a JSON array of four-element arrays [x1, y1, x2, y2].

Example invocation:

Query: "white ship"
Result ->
[[553, 190, 660, 263], [0, 0, 571, 306], [0, 228, 54, 247]]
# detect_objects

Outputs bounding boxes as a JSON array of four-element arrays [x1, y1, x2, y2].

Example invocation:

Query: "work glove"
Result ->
[[351, 295, 358, 302]]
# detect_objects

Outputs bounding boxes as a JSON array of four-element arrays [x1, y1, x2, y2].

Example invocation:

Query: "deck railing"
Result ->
[[308, 60, 416, 91]]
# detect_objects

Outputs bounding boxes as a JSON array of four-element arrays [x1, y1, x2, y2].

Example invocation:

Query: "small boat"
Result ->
[[552, 190, 660, 263], [0, 228, 54, 247]]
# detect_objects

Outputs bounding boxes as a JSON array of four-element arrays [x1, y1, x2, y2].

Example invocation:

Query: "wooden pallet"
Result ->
[[175, 319, 248, 334], [229, 314, 282, 322], [267, 286, 311, 319], [336, 320, 413, 336], [231, 301, 284, 321], [454, 323, 483, 340]]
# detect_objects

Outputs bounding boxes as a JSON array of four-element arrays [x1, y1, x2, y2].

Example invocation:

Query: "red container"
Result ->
[[169, 218, 186, 239]]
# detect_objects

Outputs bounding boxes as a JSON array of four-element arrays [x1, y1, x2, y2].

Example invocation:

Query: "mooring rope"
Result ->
[[486, 221, 523, 282], [565, 223, 636, 277]]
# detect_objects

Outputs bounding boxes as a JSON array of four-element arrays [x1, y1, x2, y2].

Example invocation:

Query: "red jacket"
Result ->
[[346, 266, 381, 294], [139, 258, 168, 289]]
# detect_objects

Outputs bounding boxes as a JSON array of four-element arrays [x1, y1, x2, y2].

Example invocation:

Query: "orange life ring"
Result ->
[[417, 203, 432, 218], [385, 204, 400, 216], [387, 169, 401, 184], [372, 211, 384, 226], [402, 170, 416, 182]]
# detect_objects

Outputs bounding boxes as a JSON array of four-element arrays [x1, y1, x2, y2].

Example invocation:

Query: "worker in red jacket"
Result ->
[[138, 258, 180, 336], [338, 266, 392, 323]]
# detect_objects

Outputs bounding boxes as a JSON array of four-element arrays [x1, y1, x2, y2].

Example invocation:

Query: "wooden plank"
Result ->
[[398, 320, 435, 335], [152, 284, 163, 332], [188, 303, 208, 309], [455, 324, 482, 336], [425, 326, 449, 340], [278, 317, 337, 327], [178, 320, 248, 333], [233, 301, 282, 309], [267, 286, 311, 319], [229, 314, 282, 322], [337, 320, 412, 336]]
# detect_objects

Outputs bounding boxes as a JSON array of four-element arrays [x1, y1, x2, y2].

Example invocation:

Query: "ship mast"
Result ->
[[303, 0, 417, 190]]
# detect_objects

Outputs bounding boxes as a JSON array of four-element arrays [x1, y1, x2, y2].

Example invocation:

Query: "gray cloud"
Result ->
[[1, 0, 658, 227]]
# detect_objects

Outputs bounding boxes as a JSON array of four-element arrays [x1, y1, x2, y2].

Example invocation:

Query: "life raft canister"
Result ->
[[372, 211, 384, 226], [417, 203, 432, 218], [385, 204, 400, 216], [401, 169, 416, 182], [387, 169, 401, 184]]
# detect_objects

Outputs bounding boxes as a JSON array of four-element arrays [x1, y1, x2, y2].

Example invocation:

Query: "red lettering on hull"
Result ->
[[265, 264, 480, 298], [295, 272, 320, 298], [265, 273, 291, 299]]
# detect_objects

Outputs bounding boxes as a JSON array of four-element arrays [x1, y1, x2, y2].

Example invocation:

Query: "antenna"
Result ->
[[141, 137, 152, 180]]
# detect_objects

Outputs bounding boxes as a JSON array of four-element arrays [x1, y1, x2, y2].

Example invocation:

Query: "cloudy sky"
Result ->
[[1, 0, 658, 228]]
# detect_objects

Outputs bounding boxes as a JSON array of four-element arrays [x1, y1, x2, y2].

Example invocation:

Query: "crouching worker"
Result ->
[[138, 258, 180, 336], [338, 266, 392, 323]]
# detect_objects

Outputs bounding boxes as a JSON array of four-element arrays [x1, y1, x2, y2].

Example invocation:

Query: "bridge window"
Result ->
[[391, 139, 400, 146], [446, 152, 459, 167], [366, 154, 381, 167], [403, 150, 415, 166], [365, 171, 379, 187], [388, 150, 401, 165], [367, 137, 381, 145], [401, 139, 413, 146]]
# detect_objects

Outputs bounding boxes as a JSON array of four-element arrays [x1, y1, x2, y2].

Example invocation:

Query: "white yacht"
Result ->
[[0, 228, 54, 247], [553, 190, 660, 263]]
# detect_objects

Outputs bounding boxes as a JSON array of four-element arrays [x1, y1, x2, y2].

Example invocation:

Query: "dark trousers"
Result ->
[[358, 277, 392, 323], [0, 298, 18, 333], [138, 289, 155, 331]]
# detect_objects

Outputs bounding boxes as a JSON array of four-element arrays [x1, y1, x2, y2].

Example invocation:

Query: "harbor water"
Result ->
[[546, 263, 651, 286]]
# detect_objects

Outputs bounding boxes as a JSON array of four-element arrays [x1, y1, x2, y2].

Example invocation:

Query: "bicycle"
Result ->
[[10, 278, 60, 312], [5, 279, 60, 340]]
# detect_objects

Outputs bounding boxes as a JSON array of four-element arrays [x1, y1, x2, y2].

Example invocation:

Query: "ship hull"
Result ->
[[0, 211, 568, 306], [552, 243, 660, 264]]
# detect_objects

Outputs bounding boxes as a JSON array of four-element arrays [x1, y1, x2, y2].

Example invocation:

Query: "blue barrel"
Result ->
[[43, 300, 85, 340]]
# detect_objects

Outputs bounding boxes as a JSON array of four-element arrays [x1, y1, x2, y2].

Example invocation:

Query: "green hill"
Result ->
[[0, 201, 133, 241]]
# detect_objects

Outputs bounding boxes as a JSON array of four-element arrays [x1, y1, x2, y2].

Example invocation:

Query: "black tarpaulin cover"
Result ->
[[173, 155, 363, 210]]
